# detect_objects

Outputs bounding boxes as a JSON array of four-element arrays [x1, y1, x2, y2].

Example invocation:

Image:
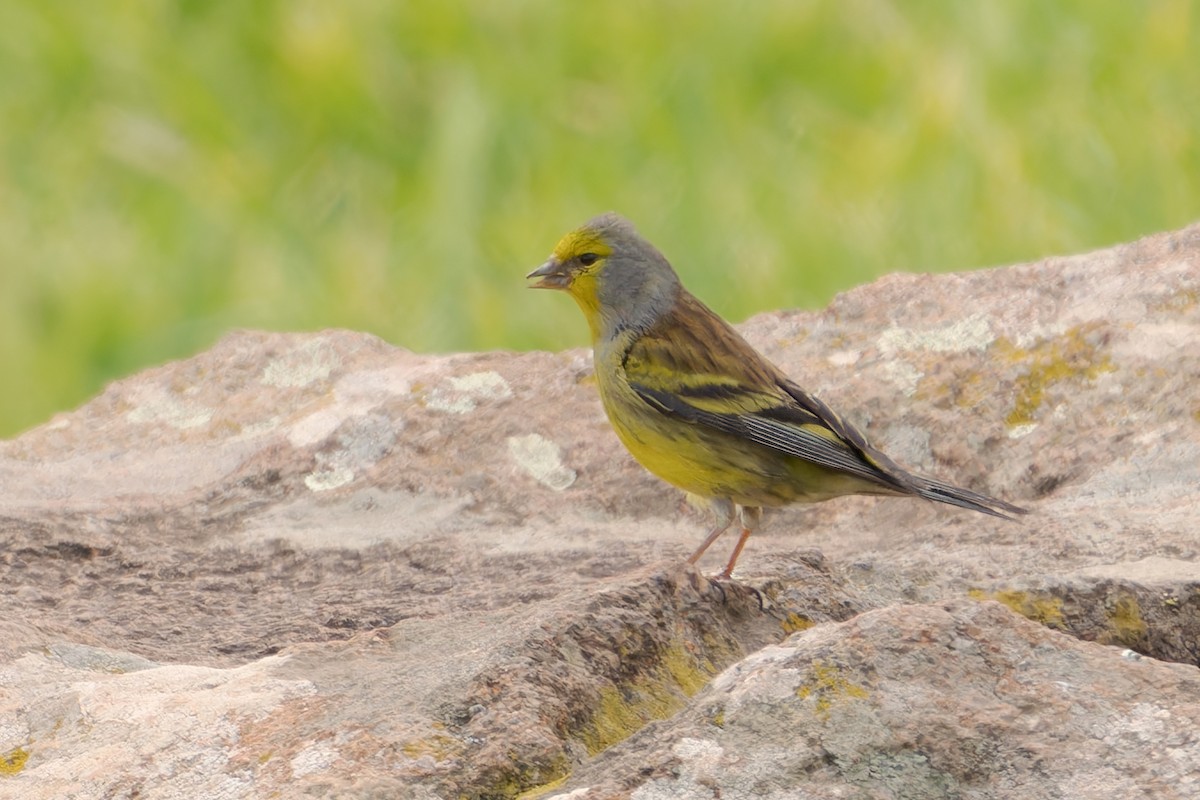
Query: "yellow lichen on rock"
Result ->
[[514, 772, 571, 800], [795, 660, 869, 719], [1101, 593, 1148, 648], [0, 746, 29, 776], [969, 588, 1066, 629], [994, 324, 1115, 428], [579, 639, 715, 755], [781, 612, 815, 634], [399, 732, 460, 761]]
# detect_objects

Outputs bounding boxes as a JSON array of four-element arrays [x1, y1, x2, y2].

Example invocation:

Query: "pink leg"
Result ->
[[715, 506, 762, 579], [715, 530, 750, 579], [686, 498, 734, 564]]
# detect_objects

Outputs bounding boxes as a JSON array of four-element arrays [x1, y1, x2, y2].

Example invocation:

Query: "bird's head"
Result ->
[[527, 212, 680, 341]]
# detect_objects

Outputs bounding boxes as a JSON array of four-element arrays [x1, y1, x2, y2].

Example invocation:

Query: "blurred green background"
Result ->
[[1, 2, 1197, 438]]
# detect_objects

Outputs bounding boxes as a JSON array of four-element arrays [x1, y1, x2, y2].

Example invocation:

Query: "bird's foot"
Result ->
[[703, 572, 766, 612]]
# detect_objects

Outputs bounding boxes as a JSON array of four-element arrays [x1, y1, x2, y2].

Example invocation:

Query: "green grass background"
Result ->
[[1, 2, 1197, 438]]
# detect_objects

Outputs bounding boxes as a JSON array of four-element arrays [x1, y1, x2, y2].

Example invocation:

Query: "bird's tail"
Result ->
[[914, 477, 1027, 520]]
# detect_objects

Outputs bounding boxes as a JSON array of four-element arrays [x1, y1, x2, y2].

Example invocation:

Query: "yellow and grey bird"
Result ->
[[527, 213, 1025, 578]]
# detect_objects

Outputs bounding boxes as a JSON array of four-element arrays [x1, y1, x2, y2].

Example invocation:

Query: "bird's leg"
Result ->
[[686, 497, 735, 565], [715, 506, 762, 579]]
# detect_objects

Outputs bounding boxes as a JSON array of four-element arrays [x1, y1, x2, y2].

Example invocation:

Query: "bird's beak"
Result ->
[[526, 257, 571, 290]]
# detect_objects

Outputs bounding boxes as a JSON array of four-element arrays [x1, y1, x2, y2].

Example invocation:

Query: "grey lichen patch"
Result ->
[[262, 338, 341, 388], [289, 742, 338, 779], [843, 751, 958, 799], [304, 466, 355, 492], [426, 371, 513, 414], [304, 413, 396, 493], [880, 359, 925, 397], [46, 643, 159, 674], [875, 315, 996, 397], [125, 385, 214, 430], [877, 315, 995, 356], [508, 434, 576, 491]]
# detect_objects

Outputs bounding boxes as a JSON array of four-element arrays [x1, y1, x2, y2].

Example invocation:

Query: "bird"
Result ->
[[526, 212, 1026, 578]]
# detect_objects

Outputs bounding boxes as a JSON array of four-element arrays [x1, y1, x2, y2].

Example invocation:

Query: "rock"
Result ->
[[0, 222, 1197, 797], [0, 564, 794, 798], [553, 600, 1200, 799], [970, 558, 1200, 667]]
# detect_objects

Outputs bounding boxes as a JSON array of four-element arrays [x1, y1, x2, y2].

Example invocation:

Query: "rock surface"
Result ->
[[1, 223, 1197, 798], [562, 600, 1200, 800]]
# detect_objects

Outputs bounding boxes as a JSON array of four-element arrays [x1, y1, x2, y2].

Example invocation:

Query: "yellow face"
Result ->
[[526, 225, 615, 338], [553, 227, 613, 266]]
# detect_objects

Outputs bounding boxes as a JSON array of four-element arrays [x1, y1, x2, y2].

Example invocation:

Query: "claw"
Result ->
[[706, 573, 766, 611], [706, 576, 728, 604]]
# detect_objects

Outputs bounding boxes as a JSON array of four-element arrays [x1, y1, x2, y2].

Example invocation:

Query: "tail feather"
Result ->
[[915, 477, 1027, 520]]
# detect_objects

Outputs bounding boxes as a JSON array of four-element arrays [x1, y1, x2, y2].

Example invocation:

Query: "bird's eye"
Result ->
[[578, 252, 599, 267]]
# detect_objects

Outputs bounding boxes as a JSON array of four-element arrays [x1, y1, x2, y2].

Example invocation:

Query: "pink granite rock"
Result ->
[[555, 600, 1200, 799], [0, 223, 1197, 797]]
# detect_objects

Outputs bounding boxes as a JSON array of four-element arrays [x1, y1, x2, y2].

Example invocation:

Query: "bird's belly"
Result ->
[[596, 368, 897, 507], [601, 390, 846, 508]]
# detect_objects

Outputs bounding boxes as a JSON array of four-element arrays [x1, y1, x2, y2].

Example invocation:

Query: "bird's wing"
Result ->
[[621, 292, 913, 492]]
